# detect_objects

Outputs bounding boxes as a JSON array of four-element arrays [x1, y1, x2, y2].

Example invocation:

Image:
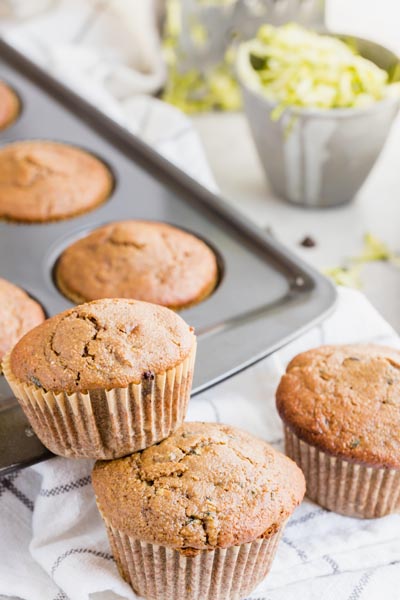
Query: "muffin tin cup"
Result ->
[[2, 343, 196, 460], [284, 426, 400, 518], [104, 520, 284, 600]]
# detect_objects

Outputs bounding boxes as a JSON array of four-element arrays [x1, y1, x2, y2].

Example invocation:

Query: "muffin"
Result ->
[[0, 277, 45, 363], [55, 220, 218, 309], [92, 422, 305, 600], [0, 82, 20, 130], [276, 344, 400, 518], [3, 298, 196, 459], [0, 140, 113, 222]]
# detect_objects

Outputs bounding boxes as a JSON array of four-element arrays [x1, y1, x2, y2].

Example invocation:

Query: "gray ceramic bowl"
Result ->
[[237, 34, 400, 207]]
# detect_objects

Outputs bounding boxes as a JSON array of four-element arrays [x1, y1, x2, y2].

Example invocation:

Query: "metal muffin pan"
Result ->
[[0, 39, 336, 475]]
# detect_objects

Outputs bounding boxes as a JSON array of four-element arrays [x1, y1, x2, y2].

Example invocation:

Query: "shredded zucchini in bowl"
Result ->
[[237, 23, 400, 115]]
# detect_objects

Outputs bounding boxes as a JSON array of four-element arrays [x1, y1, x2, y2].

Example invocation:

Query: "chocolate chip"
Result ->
[[349, 438, 361, 449], [30, 376, 42, 388], [142, 370, 155, 380], [300, 236, 316, 248]]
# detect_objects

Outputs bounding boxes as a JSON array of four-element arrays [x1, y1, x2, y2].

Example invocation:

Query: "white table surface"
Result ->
[[193, 0, 400, 332]]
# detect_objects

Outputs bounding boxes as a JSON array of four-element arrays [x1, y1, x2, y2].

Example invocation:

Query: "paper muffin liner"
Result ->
[[104, 520, 284, 600], [284, 426, 400, 518], [2, 342, 196, 460]]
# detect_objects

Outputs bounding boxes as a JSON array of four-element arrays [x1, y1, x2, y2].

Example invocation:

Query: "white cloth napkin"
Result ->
[[1, 2, 400, 600]]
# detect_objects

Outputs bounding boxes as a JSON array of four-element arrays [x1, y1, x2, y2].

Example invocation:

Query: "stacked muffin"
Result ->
[[3, 296, 305, 600], [93, 422, 305, 600], [4, 298, 197, 458]]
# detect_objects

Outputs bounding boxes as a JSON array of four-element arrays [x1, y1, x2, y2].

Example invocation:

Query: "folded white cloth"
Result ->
[[1, 2, 400, 600]]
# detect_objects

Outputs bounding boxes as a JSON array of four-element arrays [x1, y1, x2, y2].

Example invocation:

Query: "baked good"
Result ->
[[55, 220, 218, 309], [92, 422, 305, 600], [276, 344, 400, 518], [3, 298, 196, 459], [0, 141, 113, 222], [0, 81, 20, 130], [0, 277, 44, 363]]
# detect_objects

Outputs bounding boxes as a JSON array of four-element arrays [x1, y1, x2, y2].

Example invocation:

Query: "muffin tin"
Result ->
[[0, 38, 336, 475]]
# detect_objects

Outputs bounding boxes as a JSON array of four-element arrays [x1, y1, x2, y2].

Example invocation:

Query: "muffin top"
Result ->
[[10, 298, 195, 393], [276, 344, 400, 468], [0, 141, 113, 222], [0, 82, 20, 130], [92, 422, 305, 553], [0, 278, 45, 362], [56, 220, 218, 309]]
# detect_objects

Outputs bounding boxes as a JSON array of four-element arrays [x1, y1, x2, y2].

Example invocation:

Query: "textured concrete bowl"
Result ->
[[237, 35, 400, 207]]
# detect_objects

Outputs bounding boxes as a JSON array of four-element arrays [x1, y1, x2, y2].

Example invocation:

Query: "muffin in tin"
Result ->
[[3, 298, 196, 459], [0, 277, 45, 364], [92, 422, 305, 600], [0, 81, 20, 130], [0, 140, 113, 222], [55, 220, 219, 309], [276, 344, 400, 518]]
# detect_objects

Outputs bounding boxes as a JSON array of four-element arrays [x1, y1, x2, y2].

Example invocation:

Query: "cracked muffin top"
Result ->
[[0, 278, 45, 363], [92, 422, 305, 552], [276, 344, 400, 468], [55, 220, 218, 309], [0, 82, 20, 131], [9, 298, 195, 393], [0, 141, 113, 222]]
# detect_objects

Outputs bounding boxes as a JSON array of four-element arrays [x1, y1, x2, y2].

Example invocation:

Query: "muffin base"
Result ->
[[3, 343, 196, 459], [284, 426, 400, 518], [105, 521, 283, 600]]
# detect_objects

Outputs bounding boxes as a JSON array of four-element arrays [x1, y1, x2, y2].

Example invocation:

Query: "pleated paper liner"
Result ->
[[284, 425, 400, 518], [105, 520, 284, 600], [2, 342, 196, 460]]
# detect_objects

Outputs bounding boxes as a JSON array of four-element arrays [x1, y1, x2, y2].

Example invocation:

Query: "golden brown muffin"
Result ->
[[0, 82, 20, 130], [276, 344, 400, 518], [93, 422, 305, 600], [0, 277, 44, 363], [3, 298, 196, 459], [56, 220, 218, 309], [0, 141, 113, 223]]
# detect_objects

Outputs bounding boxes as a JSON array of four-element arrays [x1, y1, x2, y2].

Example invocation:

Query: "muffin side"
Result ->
[[276, 344, 400, 517], [0, 141, 113, 222], [55, 220, 219, 309], [0, 277, 45, 363], [0, 82, 20, 130], [92, 422, 305, 600], [4, 299, 196, 459]]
